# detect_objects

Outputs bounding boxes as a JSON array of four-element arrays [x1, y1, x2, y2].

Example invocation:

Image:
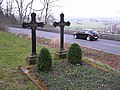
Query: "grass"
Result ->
[[0, 31, 120, 90], [0, 31, 56, 90]]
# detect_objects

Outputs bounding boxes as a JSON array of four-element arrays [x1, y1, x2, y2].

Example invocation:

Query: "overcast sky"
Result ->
[[53, 0, 120, 18], [2, 0, 120, 18]]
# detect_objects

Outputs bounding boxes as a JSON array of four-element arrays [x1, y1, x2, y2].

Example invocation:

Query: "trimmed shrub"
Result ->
[[67, 43, 82, 65], [37, 47, 52, 72]]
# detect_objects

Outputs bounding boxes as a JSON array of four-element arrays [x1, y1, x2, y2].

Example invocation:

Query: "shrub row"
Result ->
[[37, 43, 82, 72]]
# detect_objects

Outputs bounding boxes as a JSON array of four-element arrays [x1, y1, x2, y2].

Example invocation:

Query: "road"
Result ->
[[8, 27, 120, 55]]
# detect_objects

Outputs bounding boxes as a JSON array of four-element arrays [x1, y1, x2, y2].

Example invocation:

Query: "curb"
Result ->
[[20, 66, 49, 90]]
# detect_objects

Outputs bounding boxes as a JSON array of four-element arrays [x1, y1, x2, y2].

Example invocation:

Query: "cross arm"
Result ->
[[53, 21, 70, 27], [22, 22, 30, 28], [53, 22, 59, 27], [37, 22, 44, 28], [65, 21, 70, 26]]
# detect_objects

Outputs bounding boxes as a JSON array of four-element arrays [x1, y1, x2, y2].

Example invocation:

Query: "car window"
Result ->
[[84, 30, 90, 33], [90, 30, 98, 34]]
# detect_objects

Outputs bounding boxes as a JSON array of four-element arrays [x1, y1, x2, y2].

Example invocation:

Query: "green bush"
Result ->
[[67, 43, 82, 65], [37, 47, 52, 72]]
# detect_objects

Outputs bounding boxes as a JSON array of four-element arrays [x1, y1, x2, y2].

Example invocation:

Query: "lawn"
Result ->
[[0, 31, 120, 90], [0, 31, 56, 90]]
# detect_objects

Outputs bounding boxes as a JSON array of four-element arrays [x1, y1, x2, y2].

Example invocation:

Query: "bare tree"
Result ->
[[15, 0, 24, 24], [0, 0, 3, 5], [0, 0, 3, 20], [0, 0, 8, 31], [40, 0, 60, 25], [28, 0, 33, 17], [0, 0, 4, 18], [5, 0, 15, 16], [111, 22, 120, 34], [0, 0, 3, 11], [23, 1, 33, 22], [29, 0, 46, 21], [15, 0, 34, 24], [14, 0, 60, 25]]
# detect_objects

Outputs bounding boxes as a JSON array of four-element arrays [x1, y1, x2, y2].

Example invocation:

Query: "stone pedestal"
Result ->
[[55, 50, 67, 59], [26, 55, 37, 65]]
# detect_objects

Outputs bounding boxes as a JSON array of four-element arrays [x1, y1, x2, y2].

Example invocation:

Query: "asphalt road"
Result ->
[[8, 27, 120, 55]]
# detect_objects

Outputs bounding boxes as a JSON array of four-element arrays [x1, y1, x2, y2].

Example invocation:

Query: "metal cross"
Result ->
[[53, 13, 70, 51], [22, 12, 44, 55]]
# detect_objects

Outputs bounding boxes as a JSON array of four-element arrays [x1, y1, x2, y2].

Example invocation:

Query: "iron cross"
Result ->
[[22, 12, 44, 55], [53, 13, 70, 51]]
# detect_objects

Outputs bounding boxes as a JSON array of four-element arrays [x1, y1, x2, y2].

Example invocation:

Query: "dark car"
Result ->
[[73, 29, 99, 41]]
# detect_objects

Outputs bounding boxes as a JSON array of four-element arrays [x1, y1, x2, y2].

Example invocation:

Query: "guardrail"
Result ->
[[9, 25, 120, 41], [99, 34, 120, 41]]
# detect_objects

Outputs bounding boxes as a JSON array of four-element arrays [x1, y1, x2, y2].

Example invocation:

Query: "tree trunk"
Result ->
[[45, 3, 48, 25]]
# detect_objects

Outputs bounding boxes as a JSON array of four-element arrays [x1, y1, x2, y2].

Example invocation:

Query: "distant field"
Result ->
[[65, 22, 105, 31]]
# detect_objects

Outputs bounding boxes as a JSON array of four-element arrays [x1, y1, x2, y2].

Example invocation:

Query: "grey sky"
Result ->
[[2, 0, 120, 18]]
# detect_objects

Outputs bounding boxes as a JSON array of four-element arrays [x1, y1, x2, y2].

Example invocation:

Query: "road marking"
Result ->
[[103, 43, 120, 48]]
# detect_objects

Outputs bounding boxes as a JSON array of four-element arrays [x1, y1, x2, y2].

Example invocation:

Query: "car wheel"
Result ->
[[74, 35, 77, 39], [95, 38, 98, 41], [86, 36, 90, 41]]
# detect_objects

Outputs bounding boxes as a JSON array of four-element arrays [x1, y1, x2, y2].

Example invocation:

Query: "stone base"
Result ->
[[55, 50, 67, 59], [26, 55, 37, 65]]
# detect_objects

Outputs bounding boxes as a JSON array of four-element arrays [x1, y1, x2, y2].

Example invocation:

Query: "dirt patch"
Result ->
[[82, 47, 120, 70]]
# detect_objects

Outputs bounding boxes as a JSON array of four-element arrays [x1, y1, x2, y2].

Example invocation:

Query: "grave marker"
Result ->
[[53, 13, 70, 58], [22, 12, 44, 65]]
